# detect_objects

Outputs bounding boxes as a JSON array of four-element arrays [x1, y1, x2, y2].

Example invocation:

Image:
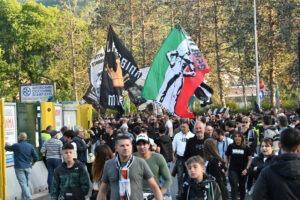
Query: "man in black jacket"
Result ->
[[252, 128, 300, 200], [184, 121, 208, 161], [73, 126, 91, 165]]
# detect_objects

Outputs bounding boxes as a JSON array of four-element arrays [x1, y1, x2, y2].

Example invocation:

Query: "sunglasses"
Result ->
[[242, 121, 249, 123]]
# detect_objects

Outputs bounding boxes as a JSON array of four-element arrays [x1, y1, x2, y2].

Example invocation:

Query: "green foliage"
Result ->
[[0, 0, 299, 117], [281, 100, 298, 110], [261, 99, 271, 110], [234, 108, 250, 115], [226, 99, 239, 110]]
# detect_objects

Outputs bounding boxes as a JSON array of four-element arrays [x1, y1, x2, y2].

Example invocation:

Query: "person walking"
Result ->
[[172, 121, 195, 198], [247, 138, 275, 194], [135, 134, 172, 200], [97, 135, 163, 200], [91, 144, 114, 200], [181, 156, 222, 200], [226, 132, 252, 200], [40, 130, 63, 192], [184, 121, 208, 160], [155, 125, 173, 200], [73, 126, 91, 165], [203, 138, 229, 200], [212, 128, 233, 160], [252, 128, 300, 199], [5, 132, 38, 200], [51, 143, 90, 200], [41, 125, 53, 166]]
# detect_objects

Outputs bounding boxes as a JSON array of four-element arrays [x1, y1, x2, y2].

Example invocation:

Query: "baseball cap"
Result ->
[[136, 134, 150, 143], [50, 130, 60, 137]]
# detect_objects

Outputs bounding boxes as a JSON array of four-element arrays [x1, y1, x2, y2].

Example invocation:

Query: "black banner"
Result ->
[[100, 26, 143, 117]]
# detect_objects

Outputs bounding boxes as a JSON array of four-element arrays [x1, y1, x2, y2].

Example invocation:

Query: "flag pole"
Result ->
[[254, 0, 261, 110]]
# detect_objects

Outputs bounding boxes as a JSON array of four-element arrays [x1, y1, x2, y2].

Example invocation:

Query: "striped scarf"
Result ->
[[115, 155, 134, 200]]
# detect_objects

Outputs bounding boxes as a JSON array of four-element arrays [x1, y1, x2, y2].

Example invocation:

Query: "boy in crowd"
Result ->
[[50, 143, 90, 200], [181, 156, 222, 200], [63, 130, 77, 159]]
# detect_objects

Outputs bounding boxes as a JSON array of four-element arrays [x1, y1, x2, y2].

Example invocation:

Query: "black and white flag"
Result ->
[[100, 26, 142, 117], [83, 48, 105, 108]]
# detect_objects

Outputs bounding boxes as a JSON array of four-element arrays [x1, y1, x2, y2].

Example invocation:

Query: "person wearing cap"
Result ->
[[134, 134, 172, 200], [5, 132, 38, 200], [40, 130, 63, 192]]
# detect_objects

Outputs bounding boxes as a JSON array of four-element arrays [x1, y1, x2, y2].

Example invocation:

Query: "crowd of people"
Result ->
[[4, 107, 300, 200]]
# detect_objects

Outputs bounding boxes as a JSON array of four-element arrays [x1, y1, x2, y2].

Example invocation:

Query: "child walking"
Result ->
[[50, 143, 90, 200], [181, 155, 222, 200]]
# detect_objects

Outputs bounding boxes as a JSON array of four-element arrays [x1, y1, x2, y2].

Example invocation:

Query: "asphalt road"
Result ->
[[33, 163, 252, 200]]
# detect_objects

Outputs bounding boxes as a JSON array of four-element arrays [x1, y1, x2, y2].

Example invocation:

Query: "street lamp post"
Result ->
[[254, 0, 261, 110]]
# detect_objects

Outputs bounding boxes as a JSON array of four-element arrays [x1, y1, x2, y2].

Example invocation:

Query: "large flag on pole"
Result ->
[[83, 48, 105, 108], [142, 24, 210, 118], [100, 25, 142, 117]]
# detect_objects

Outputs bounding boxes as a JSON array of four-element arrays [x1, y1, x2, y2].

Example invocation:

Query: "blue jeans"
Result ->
[[46, 158, 62, 192], [15, 168, 32, 200]]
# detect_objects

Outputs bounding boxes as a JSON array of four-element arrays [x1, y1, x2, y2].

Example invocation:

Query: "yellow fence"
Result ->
[[0, 98, 6, 200]]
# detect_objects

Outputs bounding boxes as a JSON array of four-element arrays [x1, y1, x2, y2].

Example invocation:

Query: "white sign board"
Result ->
[[4, 103, 18, 166], [20, 84, 54, 102], [55, 104, 63, 131], [63, 110, 77, 130]]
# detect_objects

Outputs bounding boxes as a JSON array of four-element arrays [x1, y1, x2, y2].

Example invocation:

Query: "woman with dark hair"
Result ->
[[226, 132, 252, 200], [247, 138, 275, 194], [204, 138, 229, 200], [91, 144, 114, 200]]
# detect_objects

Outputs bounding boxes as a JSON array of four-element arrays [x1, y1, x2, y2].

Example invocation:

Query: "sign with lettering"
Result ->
[[55, 104, 63, 131], [20, 84, 54, 102], [4, 103, 17, 166]]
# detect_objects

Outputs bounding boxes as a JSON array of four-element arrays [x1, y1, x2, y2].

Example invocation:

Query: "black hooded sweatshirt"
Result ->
[[181, 174, 222, 200], [252, 153, 300, 200]]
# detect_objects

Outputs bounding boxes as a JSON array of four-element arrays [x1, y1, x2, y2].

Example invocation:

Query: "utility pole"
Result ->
[[254, 0, 261, 110], [141, 0, 146, 67]]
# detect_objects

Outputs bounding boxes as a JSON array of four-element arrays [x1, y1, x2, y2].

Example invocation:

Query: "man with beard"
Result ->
[[135, 134, 172, 200], [184, 121, 208, 160]]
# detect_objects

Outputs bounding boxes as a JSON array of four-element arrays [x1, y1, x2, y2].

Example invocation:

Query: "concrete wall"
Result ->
[[6, 161, 48, 200]]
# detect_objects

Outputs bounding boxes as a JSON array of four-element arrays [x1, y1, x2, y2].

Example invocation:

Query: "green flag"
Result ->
[[142, 24, 210, 118], [142, 24, 186, 99]]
